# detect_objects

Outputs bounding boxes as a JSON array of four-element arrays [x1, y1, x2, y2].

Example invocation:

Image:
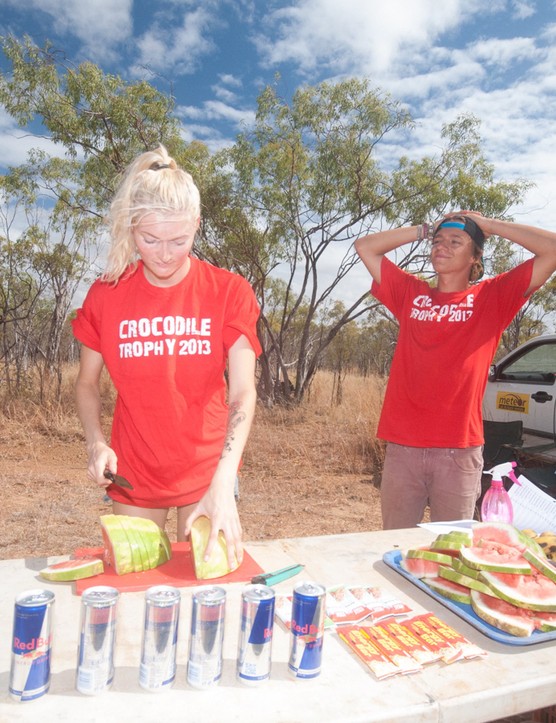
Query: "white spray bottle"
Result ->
[[481, 461, 520, 523]]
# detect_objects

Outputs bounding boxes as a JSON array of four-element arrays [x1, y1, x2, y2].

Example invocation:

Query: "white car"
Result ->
[[483, 334, 556, 463]]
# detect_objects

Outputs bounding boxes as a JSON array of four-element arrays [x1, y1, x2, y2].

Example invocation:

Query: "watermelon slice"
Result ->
[[39, 556, 104, 582], [523, 548, 556, 584], [401, 549, 453, 578], [479, 569, 556, 612], [472, 522, 526, 550], [424, 576, 471, 604], [438, 565, 491, 594], [470, 590, 536, 637], [100, 514, 172, 575], [101, 515, 134, 574], [460, 540, 531, 575], [190, 516, 240, 580]]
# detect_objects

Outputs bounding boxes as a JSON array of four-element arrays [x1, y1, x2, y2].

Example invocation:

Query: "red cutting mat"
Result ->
[[73, 542, 263, 595]]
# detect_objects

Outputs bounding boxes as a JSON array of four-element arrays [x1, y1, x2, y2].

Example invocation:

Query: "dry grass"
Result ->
[[0, 367, 387, 558]]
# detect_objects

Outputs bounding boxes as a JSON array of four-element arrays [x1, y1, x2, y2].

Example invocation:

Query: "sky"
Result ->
[[0, 0, 555, 308]]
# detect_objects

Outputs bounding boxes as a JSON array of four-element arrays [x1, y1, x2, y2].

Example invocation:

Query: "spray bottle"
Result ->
[[481, 461, 521, 523]]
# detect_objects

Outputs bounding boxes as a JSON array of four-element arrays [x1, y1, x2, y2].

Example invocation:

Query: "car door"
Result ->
[[483, 336, 556, 441]]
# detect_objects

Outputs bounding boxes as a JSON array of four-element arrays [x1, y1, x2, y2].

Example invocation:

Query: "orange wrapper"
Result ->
[[377, 619, 440, 666], [365, 623, 422, 674], [420, 613, 486, 660], [337, 626, 399, 679], [401, 614, 462, 664]]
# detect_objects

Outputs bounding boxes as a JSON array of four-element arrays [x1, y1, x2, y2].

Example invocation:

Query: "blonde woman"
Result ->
[[356, 212, 556, 529], [73, 146, 261, 566]]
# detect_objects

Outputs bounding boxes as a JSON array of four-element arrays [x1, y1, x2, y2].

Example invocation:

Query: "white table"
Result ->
[[0, 528, 555, 722]]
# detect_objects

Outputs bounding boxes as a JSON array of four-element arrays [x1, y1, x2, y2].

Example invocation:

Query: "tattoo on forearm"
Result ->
[[221, 401, 247, 458]]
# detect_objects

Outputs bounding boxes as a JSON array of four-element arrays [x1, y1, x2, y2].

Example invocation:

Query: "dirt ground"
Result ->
[[0, 427, 384, 560]]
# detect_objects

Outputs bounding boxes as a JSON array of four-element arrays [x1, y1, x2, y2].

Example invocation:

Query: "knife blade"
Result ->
[[103, 469, 134, 489]]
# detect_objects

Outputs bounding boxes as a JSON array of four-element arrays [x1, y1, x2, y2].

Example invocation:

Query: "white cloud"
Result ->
[[1, 0, 133, 63], [255, 0, 487, 77], [132, 6, 218, 76]]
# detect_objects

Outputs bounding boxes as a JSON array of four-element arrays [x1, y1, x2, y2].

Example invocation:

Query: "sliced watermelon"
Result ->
[[439, 565, 491, 594], [523, 548, 556, 584], [401, 555, 451, 579], [470, 590, 536, 637], [101, 515, 134, 574], [39, 556, 104, 582], [460, 540, 531, 574], [451, 558, 481, 580], [479, 569, 556, 612], [472, 521, 526, 551], [425, 576, 472, 604], [534, 611, 556, 632]]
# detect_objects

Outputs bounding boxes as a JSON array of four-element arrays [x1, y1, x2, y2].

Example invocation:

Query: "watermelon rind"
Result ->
[[405, 549, 454, 566], [100, 515, 134, 575], [439, 566, 491, 594], [534, 611, 556, 632], [425, 576, 471, 604], [479, 570, 556, 612], [451, 558, 481, 580], [459, 545, 531, 575], [119, 519, 145, 572], [190, 516, 239, 580], [470, 590, 535, 637], [430, 539, 468, 552], [523, 549, 556, 584], [39, 556, 104, 582]]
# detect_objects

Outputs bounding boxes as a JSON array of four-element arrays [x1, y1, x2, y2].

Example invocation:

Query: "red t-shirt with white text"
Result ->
[[72, 258, 261, 507], [371, 257, 534, 448]]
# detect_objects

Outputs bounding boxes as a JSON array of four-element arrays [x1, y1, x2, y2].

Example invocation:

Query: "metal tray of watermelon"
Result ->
[[382, 549, 556, 646]]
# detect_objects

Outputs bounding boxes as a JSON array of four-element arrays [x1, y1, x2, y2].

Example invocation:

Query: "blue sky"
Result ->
[[0, 0, 555, 304]]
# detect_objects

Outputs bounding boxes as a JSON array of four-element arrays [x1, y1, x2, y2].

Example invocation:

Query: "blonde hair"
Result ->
[[102, 145, 201, 282]]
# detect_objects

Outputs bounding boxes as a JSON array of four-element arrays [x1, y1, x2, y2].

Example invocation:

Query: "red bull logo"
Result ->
[[13, 634, 52, 652]]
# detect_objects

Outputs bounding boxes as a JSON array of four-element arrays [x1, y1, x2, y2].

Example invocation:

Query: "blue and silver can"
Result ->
[[237, 584, 275, 685], [288, 581, 326, 679], [187, 586, 226, 689], [139, 585, 181, 692], [9, 589, 55, 701], [76, 586, 119, 695]]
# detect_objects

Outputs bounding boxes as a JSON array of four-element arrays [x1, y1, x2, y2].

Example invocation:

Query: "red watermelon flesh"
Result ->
[[479, 568, 556, 612], [471, 591, 536, 637], [400, 556, 450, 579], [472, 522, 526, 551]]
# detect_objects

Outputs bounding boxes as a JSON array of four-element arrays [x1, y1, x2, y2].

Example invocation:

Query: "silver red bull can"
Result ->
[[76, 586, 119, 695], [139, 585, 181, 692], [9, 589, 55, 701], [237, 584, 275, 685], [187, 586, 226, 689], [288, 581, 326, 679]]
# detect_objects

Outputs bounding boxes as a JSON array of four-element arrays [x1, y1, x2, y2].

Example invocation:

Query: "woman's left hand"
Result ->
[[184, 478, 243, 569]]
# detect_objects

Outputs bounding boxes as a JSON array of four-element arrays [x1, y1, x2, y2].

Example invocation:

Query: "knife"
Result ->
[[103, 469, 134, 490], [251, 563, 304, 586]]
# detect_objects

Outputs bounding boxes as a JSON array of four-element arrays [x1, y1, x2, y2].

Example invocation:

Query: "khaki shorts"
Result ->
[[380, 443, 483, 530]]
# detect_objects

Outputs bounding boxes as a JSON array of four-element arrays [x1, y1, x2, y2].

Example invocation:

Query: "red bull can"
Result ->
[[187, 586, 226, 689], [76, 586, 119, 695], [237, 584, 275, 685], [288, 581, 326, 679], [9, 589, 55, 701], [139, 585, 181, 692]]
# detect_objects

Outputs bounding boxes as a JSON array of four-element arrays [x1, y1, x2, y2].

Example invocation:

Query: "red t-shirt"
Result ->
[[371, 257, 534, 448], [72, 258, 262, 507]]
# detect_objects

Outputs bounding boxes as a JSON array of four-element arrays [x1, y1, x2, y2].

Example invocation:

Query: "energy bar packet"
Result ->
[[337, 625, 399, 679]]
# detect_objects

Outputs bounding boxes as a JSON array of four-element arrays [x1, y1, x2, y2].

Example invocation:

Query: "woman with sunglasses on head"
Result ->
[[72, 145, 261, 567], [355, 212, 556, 529]]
